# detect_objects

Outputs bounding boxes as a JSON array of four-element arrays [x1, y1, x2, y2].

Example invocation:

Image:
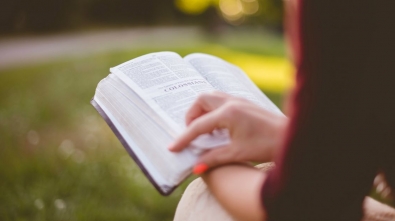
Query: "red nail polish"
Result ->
[[193, 163, 208, 175]]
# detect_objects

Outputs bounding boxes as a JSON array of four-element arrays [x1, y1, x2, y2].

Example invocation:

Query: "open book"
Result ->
[[91, 52, 283, 195]]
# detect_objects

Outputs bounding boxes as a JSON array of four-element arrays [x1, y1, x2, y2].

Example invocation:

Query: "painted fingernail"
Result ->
[[193, 163, 208, 175]]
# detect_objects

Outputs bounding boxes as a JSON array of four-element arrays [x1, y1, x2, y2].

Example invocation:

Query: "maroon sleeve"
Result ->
[[261, 1, 395, 220]]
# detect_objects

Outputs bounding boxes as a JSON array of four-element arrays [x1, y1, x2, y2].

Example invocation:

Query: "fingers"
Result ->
[[193, 144, 246, 174], [197, 146, 237, 169], [185, 91, 230, 125], [169, 107, 226, 152]]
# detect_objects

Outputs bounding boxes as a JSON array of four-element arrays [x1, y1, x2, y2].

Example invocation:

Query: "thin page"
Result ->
[[184, 53, 283, 115], [110, 52, 229, 148], [94, 78, 197, 186], [108, 74, 178, 138]]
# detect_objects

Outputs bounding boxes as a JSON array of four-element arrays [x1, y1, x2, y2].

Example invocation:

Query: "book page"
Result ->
[[94, 77, 198, 186], [111, 52, 212, 131], [110, 52, 229, 148], [184, 53, 283, 115], [107, 74, 178, 138]]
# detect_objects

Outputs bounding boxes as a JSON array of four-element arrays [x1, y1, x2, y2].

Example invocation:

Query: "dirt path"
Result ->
[[0, 26, 204, 70]]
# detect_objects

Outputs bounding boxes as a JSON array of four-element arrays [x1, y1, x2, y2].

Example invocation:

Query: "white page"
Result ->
[[95, 78, 199, 185], [94, 96, 169, 186], [111, 52, 212, 132], [110, 52, 229, 149], [107, 74, 178, 138], [184, 53, 283, 115]]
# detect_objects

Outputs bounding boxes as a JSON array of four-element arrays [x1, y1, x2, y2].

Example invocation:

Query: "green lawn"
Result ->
[[0, 39, 293, 220], [1, 31, 393, 220]]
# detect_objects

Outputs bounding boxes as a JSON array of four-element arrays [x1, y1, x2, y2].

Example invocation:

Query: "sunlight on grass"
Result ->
[[195, 45, 295, 93]]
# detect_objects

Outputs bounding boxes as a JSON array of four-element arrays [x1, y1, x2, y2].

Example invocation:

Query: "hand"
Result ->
[[168, 91, 288, 172]]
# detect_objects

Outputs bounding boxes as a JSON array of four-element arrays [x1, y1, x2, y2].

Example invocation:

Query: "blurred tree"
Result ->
[[88, 0, 157, 25], [0, 0, 283, 34], [254, 0, 283, 28], [0, 0, 75, 33], [24, 0, 74, 31], [175, 0, 212, 15], [175, 0, 284, 29], [87, 0, 191, 26], [0, 0, 19, 33]]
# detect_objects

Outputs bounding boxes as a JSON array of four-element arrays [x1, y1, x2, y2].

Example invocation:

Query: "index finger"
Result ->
[[185, 92, 229, 125], [169, 108, 227, 152]]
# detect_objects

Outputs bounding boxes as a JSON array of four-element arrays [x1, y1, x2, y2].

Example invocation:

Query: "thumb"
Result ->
[[194, 145, 237, 174]]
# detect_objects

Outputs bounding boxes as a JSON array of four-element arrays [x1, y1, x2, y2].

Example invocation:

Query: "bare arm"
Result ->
[[169, 92, 284, 220], [201, 164, 267, 221]]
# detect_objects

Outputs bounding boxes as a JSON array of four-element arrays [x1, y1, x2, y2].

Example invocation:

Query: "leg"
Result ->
[[173, 177, 235, 221], [173, 163, 274, 221], [174, 163, 395, 221]]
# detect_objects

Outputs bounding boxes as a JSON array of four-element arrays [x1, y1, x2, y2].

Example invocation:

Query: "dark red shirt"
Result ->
[[261, 1, 395, 220]]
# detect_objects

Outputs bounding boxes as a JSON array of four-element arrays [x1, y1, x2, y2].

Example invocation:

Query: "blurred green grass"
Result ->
[[0, 42, 291, 220]]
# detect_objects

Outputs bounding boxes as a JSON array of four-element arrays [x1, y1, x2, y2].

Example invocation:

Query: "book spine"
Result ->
[[90, 98, 176, 196]]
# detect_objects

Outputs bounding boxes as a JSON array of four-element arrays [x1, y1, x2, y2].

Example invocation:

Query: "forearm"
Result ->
[[201, 164, 268, 221]]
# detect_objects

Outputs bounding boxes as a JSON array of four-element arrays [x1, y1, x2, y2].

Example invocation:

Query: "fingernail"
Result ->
[[168, 142, 175, 151], [193, 163, 208, 175]]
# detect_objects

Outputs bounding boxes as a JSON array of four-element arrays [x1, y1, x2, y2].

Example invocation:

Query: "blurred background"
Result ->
[[1, 0, 295, 220]]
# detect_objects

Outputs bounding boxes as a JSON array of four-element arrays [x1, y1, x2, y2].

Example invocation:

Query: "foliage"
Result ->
[[175, 0, 284, 28], [0, 0, 283, 34], [0, 0, 75, 33]]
